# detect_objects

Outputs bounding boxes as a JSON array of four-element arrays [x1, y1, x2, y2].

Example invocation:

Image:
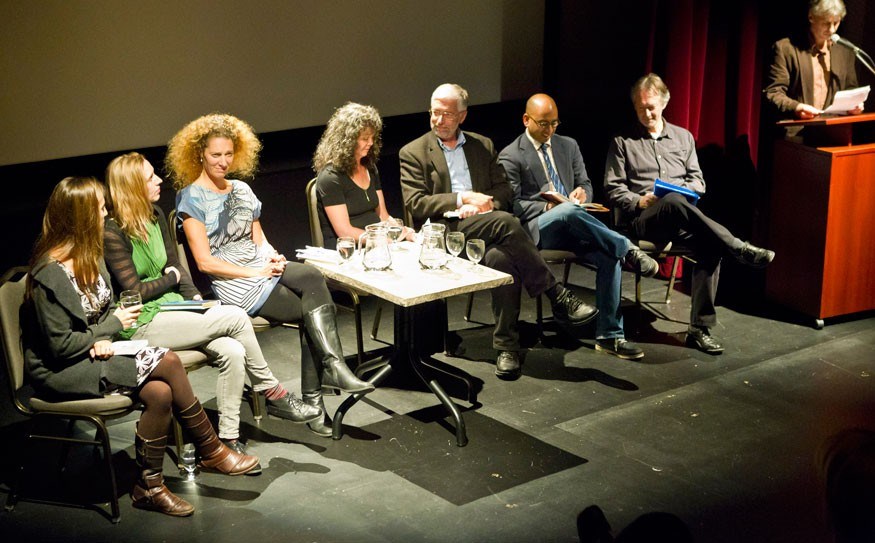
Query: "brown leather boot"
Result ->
[[177, 400, 260, 476], [131, 432, 195, 517]]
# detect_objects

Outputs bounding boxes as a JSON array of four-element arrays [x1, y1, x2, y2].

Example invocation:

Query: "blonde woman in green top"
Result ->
[[103, 152, 321, 457]]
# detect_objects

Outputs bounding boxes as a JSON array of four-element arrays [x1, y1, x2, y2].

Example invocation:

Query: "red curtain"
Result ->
[[645, 0, 763, 166]]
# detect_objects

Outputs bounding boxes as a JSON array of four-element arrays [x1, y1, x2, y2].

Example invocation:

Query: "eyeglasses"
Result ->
[[529, 118, 561, 129], [429, 109, 463, 121]]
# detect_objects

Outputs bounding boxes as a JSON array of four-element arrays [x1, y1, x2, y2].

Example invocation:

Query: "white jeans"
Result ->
[[133, 305, 279, 440]]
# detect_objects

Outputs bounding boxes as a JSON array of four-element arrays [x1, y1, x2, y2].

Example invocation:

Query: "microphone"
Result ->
[[830, 33, 860, 52]]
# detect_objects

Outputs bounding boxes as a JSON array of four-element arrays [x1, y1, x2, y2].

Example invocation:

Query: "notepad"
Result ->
[[159, 299, 220, 311], [539, 191, 610, 212], [653, 179, 700, 205]]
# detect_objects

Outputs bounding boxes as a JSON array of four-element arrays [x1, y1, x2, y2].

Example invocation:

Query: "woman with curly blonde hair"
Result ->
[[169, 113, 373, 437], [313, 102, 412, 247]]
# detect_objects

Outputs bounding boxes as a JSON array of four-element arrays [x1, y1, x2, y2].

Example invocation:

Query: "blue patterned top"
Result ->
[[175, 180, 279, 314]]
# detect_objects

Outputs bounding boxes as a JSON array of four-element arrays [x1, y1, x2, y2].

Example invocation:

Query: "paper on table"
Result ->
[[822, 85, 870, 114]]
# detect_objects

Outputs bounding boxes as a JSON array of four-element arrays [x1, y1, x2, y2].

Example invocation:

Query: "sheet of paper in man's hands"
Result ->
[[822, 85, 870, 114]]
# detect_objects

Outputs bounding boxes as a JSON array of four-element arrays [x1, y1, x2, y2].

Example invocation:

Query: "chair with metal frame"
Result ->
[[0, 266, 138, 524]]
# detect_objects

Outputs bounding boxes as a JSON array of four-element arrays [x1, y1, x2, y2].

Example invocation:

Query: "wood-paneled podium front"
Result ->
[[766, 112, 875, 328]]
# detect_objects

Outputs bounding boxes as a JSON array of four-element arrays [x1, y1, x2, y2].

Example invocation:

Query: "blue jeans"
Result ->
[[537, 203, 629, 339]]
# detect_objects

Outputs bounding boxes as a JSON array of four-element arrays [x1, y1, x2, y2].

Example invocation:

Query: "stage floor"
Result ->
[[1, 261, 873, 542]]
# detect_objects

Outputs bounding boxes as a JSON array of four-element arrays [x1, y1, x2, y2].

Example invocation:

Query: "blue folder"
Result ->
[[653, 178, 700, 206]]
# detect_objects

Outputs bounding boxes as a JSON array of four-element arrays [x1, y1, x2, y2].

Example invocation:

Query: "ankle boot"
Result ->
[[131, 432, 195, 517], [302, 391, 332, 437], [304, 304, 375, 394], [177, 400, 260, 476]]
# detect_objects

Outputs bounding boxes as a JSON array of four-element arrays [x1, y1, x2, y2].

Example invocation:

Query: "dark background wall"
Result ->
[[2, 0, 874, 278]]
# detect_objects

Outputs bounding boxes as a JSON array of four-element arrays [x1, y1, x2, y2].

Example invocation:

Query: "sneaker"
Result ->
[[685, 327, 724, 354], [550, 285, 598, 326], [625, 246, 659, 278], [494, 350, 523, 381], [595, 338, 645, 360], [732, 242, 775, 268], [220, 439, 262, 476]]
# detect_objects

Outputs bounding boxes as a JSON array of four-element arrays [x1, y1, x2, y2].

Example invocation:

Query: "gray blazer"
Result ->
[[23, 258, 135, 399], [498, 132, 593, 245]]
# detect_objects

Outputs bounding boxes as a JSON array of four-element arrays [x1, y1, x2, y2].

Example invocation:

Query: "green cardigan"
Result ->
[[22, 258, 137, 399]]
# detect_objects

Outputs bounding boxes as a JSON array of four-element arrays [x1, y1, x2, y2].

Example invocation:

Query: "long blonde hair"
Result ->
[[165, 113, 262, 189], [28, 177, 106, 298], [106, 152, 153, 241]]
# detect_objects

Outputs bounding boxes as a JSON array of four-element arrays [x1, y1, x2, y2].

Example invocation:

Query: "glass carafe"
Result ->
[[358, 223, 392, 271], [419, 223, 448, 270]]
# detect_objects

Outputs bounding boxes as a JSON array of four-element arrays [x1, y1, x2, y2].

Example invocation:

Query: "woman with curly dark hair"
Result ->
[[168, 113, 373, 438]]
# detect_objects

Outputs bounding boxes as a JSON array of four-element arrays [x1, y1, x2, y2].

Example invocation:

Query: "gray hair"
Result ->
[[809, 0, 846, 19], [631, 73, 671, 106], [431, 83, 469, 110]]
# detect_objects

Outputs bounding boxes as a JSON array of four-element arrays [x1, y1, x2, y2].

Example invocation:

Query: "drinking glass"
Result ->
[[336, 236, 356, 265], [385, 217, 404, 250], [465, 239, 485, 270], [446, 231, 465, 259], [119, 290, 142, 329]]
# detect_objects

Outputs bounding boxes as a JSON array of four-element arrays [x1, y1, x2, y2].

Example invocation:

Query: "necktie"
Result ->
[[540, 143, 567, 197]]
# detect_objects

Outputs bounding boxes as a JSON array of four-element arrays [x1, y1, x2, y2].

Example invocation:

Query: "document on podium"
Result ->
[[822, 85, 870, 115]]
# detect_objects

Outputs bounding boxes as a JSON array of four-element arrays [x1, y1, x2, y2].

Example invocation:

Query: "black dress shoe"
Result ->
[[494, 350, 523, 380], [733, 242, 775, 268], [550, 285, 598, 326], [220, 439, 262, 476], [685, 327, 724, 354], [595, 338, 645, 360], [624, 246, 659, 278], [266, 392, 322, 423]]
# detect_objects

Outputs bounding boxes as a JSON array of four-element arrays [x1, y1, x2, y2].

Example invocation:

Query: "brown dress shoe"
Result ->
[[132, 472, 195, 517]]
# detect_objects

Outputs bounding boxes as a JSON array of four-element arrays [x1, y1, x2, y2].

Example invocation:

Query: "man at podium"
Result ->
[[764, 0, 862, 132]]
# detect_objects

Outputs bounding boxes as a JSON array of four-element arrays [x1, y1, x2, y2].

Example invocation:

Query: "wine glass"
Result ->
[[465, 239, 485, 271], [336, 236, 356, 265], [119, 290, 142, 329], [446, 231, 465, 261], [385, 217, 404, 250]]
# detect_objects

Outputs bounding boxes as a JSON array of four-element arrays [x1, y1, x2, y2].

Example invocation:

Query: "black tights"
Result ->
[[136, 351, 197, 440]]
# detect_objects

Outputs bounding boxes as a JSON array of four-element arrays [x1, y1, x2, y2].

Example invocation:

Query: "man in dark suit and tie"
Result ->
[[400, 83, 598, 380], [499, 94, 657, 360]]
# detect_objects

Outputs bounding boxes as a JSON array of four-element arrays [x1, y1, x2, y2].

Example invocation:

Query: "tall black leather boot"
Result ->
[[304, 304, 375, 394], [131, 431, 195, 517]]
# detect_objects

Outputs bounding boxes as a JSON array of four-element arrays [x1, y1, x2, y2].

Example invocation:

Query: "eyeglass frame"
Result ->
[[527, 117, 561, 129], [429, 109, 465, 121]]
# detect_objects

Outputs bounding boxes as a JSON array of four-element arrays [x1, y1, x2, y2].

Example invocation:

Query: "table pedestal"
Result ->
[[332, 303, 470, 447]]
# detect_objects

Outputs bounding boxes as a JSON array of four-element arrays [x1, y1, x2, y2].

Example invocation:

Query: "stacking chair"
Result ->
[[304, 179, 388, 375], [0, 267, 138, 523]]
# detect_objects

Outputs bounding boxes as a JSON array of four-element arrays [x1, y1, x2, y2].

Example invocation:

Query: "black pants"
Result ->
[[450, 211, 557, 351], [632, 193, 742, 328]]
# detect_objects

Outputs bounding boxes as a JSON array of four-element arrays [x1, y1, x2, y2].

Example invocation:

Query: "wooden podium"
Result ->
[[766, 113, 875, 327]]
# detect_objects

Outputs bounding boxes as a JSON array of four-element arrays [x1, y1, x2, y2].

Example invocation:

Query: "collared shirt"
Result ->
[[810, 41, 832, 110], [437, 131, 472, 206], [525, 131, 560, 190], [604, 120, 706, 216]]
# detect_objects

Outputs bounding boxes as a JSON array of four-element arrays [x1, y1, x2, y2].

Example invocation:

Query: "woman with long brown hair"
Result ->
[[23, 177, 259, 517]]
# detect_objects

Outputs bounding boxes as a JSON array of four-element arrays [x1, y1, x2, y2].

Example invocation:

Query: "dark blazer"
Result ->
[[22, 258, 135, 399], [764, 35, 859, 116], [399, 130, 513, 228], [498, 133, 593, 245]]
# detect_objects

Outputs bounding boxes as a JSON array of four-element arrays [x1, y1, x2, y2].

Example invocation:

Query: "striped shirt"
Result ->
[[175, 180, 279, 314]]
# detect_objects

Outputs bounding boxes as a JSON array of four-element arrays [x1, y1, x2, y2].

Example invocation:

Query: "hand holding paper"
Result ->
[[822, 86, 870, 115]]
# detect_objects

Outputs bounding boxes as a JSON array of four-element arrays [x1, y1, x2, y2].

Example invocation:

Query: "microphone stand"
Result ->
[[855, 49, 875, 79]]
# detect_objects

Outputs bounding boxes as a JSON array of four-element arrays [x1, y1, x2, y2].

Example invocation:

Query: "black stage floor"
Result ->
[[1, 262, 873, 542]]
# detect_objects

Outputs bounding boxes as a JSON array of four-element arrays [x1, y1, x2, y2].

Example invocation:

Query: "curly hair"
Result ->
[[106, 152, 155, 241], [164, 113, 262, 189], [312, 102, 383, 175]]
